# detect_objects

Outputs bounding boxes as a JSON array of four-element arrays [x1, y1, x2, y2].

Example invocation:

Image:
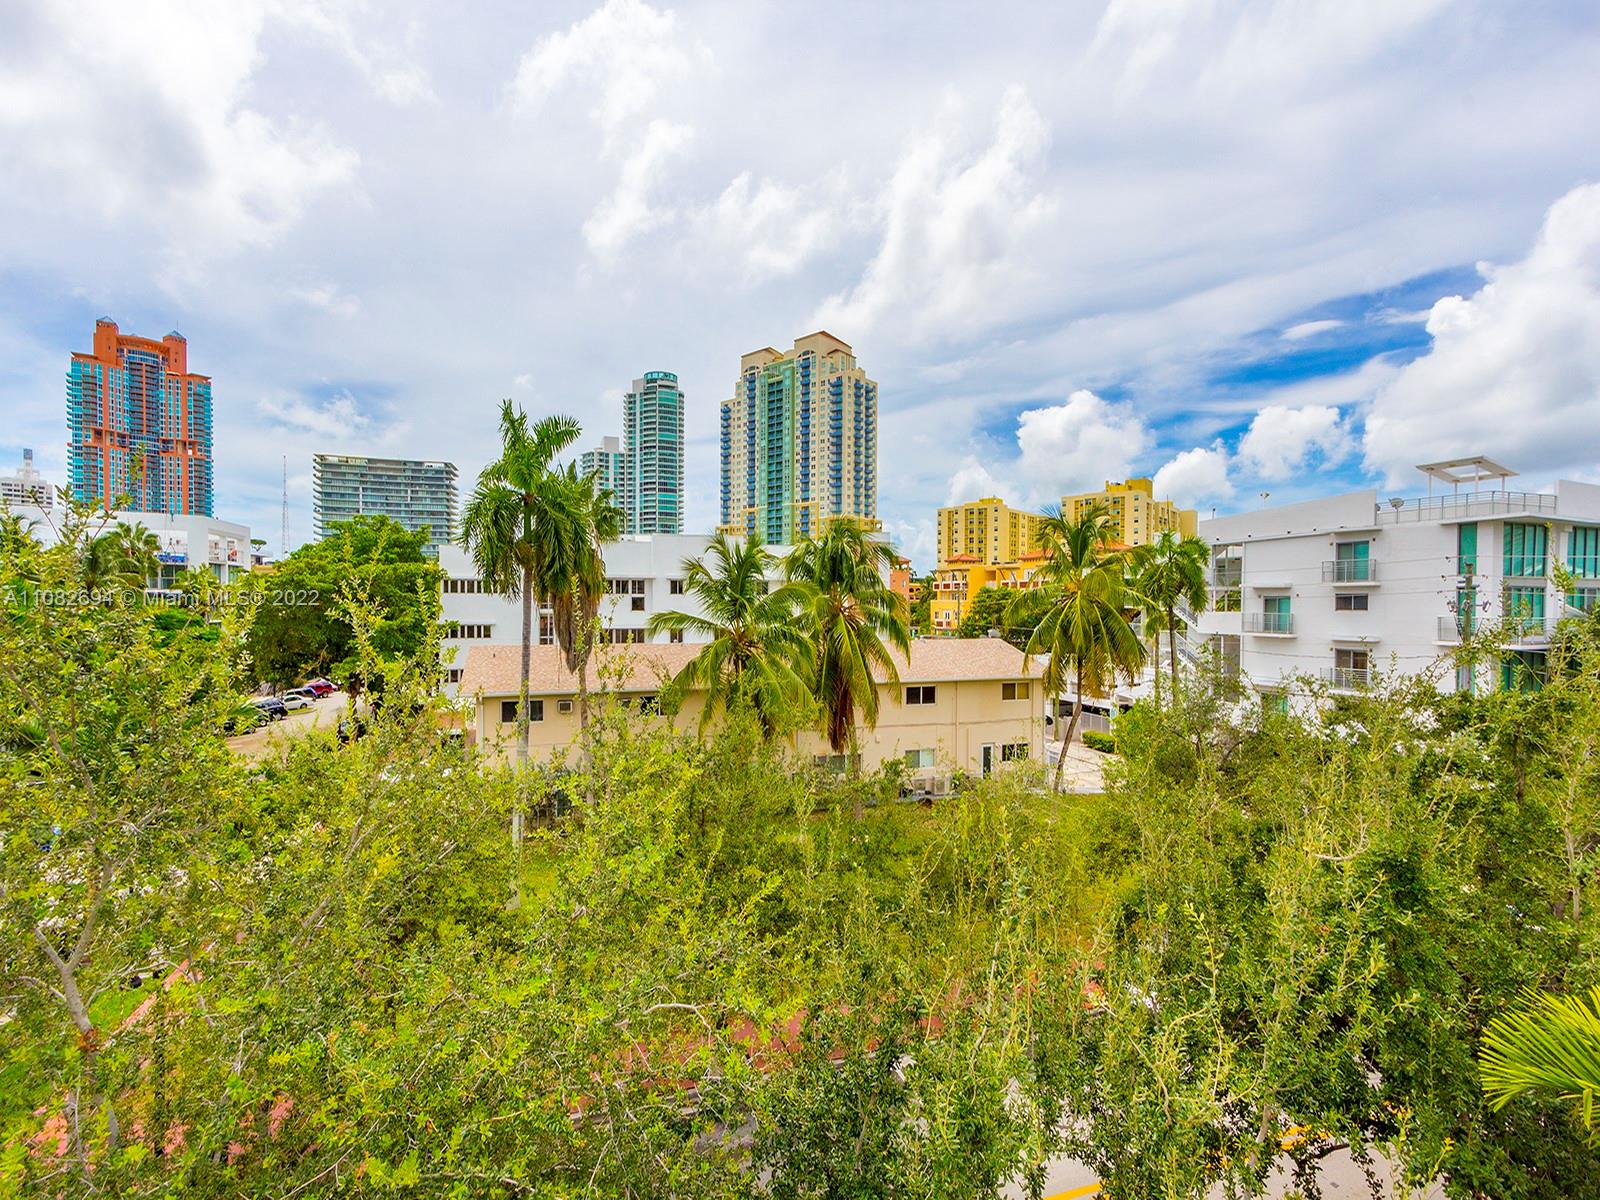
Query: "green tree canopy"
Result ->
[[955, 583, 1038, 647], [243, 513, 440, 691]]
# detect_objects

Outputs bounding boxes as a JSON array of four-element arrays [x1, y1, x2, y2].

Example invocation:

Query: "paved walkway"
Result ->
[[1048, 740, 1111, 793], [1008, 1141, 1443, 1198]]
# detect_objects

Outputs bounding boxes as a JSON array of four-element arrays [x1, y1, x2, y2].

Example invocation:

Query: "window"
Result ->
[[669, 629, 684, 644], [637, 694, 659, 715], [1504, 585, 1546, 635], [445, 667, 463, 684], [670, 578, 686, 595], [1262, 692, 1288, 717], [1570, 526, 1600, 579], [1332, 540, 1371, 582], [603, 627, 645, 644], [1457, 522, 1478, 576], [631, 596, 645, 612], [905, 685, 937, 705], [1501, 650, 1547, 693], [1334, 593, 1369, 612], [1262, 595, 1291, 633], [904, 748, 935, 770], [557, 699, 573, 715], [1504, 523, 1548, 578], [813, 753, 857, 773], [1001, 742, 1029, 762], [500, 699, 544, 723], [448, 623, 493, 639], [1001, 681, 1031, 701]]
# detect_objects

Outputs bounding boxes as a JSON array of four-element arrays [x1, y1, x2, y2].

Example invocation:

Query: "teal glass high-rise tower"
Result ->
[[623, 371, 683, 534]]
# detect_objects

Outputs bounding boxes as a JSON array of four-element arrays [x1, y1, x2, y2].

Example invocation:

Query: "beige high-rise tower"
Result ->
[[719, 331, 878, 544]]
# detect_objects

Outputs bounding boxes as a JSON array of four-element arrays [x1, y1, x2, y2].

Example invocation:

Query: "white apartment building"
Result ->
[[437, 534, 790, 694], [1, 449, 53, 509], [6, 503, 253, 588], [1193, 459, 1600, 708]]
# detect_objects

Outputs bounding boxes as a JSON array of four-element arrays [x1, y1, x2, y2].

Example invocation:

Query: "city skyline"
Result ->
[[3, 3, 1599, 569]]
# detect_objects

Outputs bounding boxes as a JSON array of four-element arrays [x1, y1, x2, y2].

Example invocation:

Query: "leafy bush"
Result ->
[[1081, 729, 1117, 753]]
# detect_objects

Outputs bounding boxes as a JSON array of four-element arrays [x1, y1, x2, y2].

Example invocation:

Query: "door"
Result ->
[[1336, 540, 1370, 582], [1263, 594, 1291, 634], [980, 744, 995, 778]]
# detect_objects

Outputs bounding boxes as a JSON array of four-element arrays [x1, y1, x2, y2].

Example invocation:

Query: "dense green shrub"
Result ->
[[1081, 729, 1116, 753]]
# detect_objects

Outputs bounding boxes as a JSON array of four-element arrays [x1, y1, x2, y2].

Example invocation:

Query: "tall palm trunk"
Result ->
[[1053, 661, 1085, 791], [513, 562, 532, 849], [1167, 601, 1181, 698]]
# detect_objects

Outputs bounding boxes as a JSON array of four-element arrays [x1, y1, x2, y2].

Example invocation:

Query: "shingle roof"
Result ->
[[456, 638, 1042, 698]]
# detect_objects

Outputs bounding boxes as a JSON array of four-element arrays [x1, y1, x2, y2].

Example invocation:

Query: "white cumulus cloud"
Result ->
[[945, 456, 1019, 507], [508, 0, 701, 141], [1238, 403, 1354, 480], [1152, 443, 1234, 506], [0, 1, 357, 274], [1281, 318, 1345, 340], [812, 86, 1055, 340], [1364, 181, 1600, 485], [1016, 390, 1150, 501]]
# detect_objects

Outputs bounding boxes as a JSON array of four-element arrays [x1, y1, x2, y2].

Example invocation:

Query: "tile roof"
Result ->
[[456, 638, 1042, 698]]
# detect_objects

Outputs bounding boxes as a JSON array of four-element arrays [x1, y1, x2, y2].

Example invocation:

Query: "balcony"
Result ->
[[1500, 617, 1557, 648], [1322, 559, 1378, 583], [1436, 616, 1474, 644], [1322, 666, 1372, 691], [1211, 565, 1242, 588], [1244, 612, 1295, 636]]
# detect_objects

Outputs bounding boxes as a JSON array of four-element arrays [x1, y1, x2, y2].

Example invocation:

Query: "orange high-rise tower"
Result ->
[[66, 318, 214, 515]]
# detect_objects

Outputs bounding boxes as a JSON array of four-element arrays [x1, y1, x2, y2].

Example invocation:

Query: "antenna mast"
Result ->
[[281, 456, 289, 560]]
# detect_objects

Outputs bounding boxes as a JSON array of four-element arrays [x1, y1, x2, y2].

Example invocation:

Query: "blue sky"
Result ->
[[2, 0, 1599, 569]]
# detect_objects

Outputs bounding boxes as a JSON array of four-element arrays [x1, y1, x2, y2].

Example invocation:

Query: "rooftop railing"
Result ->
[[1375, 491, 1557, 525]]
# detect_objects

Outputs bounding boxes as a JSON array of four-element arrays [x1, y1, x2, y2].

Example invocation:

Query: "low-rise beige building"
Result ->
[[457, 638, 1046, 785]]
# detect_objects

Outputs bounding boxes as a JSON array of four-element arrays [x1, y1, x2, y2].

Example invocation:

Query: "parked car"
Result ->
[[284, 686, 319, 701], [251, 697, 289, 721], [306, 679, 336, 696], [279, 694, 313, 711]]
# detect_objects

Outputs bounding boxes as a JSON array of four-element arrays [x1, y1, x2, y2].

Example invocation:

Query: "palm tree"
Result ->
[[646, 533, 813, 737], [459, 401, 582, 841], [1005, 505, 1146, 791], [785, 519, 911, 796], [0, 511, 41, 558], [1130, 529, 1211, 701], [1481, 986, 1600, 1139], [544, 462, 624, 730], [81, 522, 160, 599]]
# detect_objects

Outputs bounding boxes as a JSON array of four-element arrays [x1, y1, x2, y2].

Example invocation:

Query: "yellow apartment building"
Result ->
[[937, 496, 1046, 565], [458, 639, 1045, 784], [927, 550, 1052, 635], [1061, 478, 1197, 545], [930, 497, 1050, 633]]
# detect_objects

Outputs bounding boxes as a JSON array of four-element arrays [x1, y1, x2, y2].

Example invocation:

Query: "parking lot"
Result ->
[[227, 691, 347, 758]]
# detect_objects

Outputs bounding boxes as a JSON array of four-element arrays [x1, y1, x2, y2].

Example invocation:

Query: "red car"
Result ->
[[305, 679, 337, 696]]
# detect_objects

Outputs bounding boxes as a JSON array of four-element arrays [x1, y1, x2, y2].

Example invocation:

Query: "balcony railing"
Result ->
[[1244, 612, 1295, 635], [1375, 490, 1558, 524], [1322, 666, 1371, 690], [1322, 559, 1377, 583], [1500, 617, 1557, 646]]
